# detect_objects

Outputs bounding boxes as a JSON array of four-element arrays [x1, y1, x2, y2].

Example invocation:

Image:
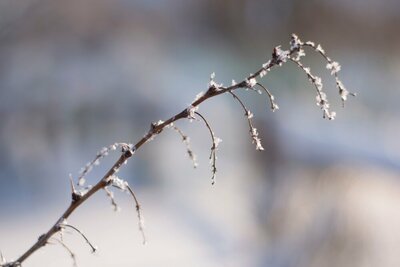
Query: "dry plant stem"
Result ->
[[301, 42, 356, 106], [255, 83, 278, 111], [172, 126, 197, 168], [288, 57, 325, 100], [4, 34, 352, 266], [229, 92, 257, 139], [229, 91, 254, 129], [60, 225, 97, 253], [125, 185, 146, 244], [194, 111, 218, 185], [104, 187, 119, 211]]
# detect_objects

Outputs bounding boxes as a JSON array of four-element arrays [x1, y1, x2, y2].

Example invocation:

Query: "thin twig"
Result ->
[[77, 143, 132, 186], [229, 91, 254, 130], [59, 224, 97, 253], [255, 83, 279, 112], [194, 112, 219, 185], [302, 41, 356, 107], [104, 187, 120, 212], [229, 91, 264, 150], [288, 56, 336, 120], [125, 185, 146, 245], [172, 126, 198, 168]]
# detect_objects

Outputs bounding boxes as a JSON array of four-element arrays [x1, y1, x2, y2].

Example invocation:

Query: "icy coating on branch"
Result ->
[[1, 34, 355, 267]]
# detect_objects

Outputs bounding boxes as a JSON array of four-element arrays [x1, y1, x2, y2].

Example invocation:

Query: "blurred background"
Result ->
[[1, 0, 400, 266]]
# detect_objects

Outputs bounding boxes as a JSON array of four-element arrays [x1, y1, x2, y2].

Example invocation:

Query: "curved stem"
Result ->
[[60, 224, 97, 253], [194, 111, 218, 185]]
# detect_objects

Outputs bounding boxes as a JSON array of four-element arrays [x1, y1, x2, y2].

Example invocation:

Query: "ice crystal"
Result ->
[[272, 46, 289, 65], [260, 69, 268, 77], [250, 127, 264, 151], [326, 61, 341, 75], [290, 33, 302, 50], [247, 78, 257, 88], [262, 60, 271, 69], [316, 44, 325, 54], [187, 105, 199, 120]]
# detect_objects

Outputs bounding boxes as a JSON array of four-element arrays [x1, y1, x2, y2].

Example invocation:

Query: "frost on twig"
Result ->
[[209, 72, 223, 90], [77, 143, 134, 186], [58, 222, 98, 254], [289, 57, 336, 120], [172, 125, 198, 168], [186, 105, 199, 121], [229, 91, 264, 151], [126, 185, 146, 245], [243, 76, 280, 112], [235, 33, 355, 120], [194, 112, 221, 185], [301, 39, 356, 107], [104, 186, 120, 212], [255, 83, 279, 112], [108, 175, 146, 244]]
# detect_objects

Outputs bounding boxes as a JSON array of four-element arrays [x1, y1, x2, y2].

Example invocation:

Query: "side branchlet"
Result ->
[[104, 186, 120, 212], [255, 83, 279, 112], [57, 221, 98, 254], [77, 143, 134, 187], [108, 175, 146, 244], [229, 91, 264, 151], [289, 57, 336, 119], [172, 125, 198, 168], [194, 111, 221, 185], [301, 38, 356, 107]]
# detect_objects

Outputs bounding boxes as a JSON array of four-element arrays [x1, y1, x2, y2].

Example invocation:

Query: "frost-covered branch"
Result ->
[[1, 33, 354, 267]]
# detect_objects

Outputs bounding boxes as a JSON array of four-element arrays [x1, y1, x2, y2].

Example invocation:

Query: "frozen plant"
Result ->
[[1, 34, 355, 267]]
